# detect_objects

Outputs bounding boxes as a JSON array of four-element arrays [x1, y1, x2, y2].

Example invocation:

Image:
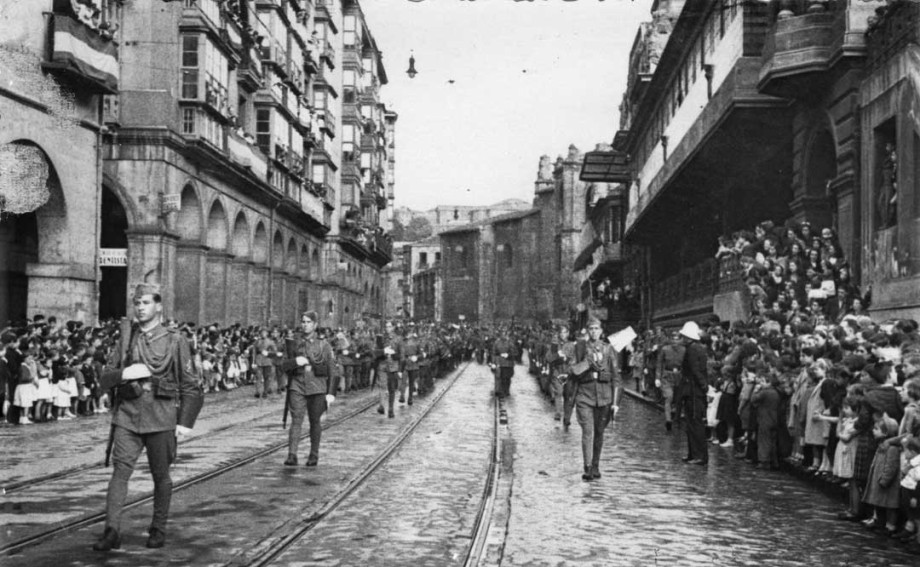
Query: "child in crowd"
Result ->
[[862, 413, 902, 535], [14, 350, 38, 425]]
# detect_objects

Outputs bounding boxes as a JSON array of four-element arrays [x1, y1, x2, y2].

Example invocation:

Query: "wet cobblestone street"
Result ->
[[500, 366, 917, 567]]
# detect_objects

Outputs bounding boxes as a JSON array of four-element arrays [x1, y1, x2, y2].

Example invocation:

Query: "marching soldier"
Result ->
[[278, 311, 336, 467], [252, 328, 278, 398], [93, 283, 204, 551], [490, 329, 517, 398], [401, 325, 421, 405], [656, 330, 686, 432], [575, 318, 621, 481], [376, 320, 404, 418]]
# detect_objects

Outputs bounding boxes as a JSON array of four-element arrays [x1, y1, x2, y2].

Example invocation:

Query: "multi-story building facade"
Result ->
[[578, 0, 904, 327], [439, 147, 586, 325], [0, 0, 395, 328], [403, 235, 441, 321], [0, 0, 122, 325]]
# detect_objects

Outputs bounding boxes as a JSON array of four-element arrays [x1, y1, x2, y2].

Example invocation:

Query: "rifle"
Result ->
[[282, 337, 296, 429], [105, 318, 137, 466]]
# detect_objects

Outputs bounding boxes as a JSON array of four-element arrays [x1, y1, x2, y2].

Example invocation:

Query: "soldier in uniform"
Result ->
[[93, 283, 204, 551], [401, 325, 421, 405], [278, 311, 336, 467], [677, 320, 709, 465], [252, 328, 278, 398], [490, 329, 517, 398], [376, 320, 404, 418], [576, 318, 621, 481], [548, 325, 578, 423], [656, 330, 686, 432]]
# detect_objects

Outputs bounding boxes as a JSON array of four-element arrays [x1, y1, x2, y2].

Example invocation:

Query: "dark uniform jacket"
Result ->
[[576, 339, 621, 407], [679, 341, 709, 398], [253, 338, 278, 367], [491, 338, 517, 368], [103, 322, 204, 433], [280, 333, 336, 397], [403, 337, 421, 371], [377, 334, 404, 374]]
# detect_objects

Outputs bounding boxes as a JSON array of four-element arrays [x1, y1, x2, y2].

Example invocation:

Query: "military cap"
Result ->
[[302, 310, 319, 323], [586, 317, 602, 329], [133, 282, 162, 299]]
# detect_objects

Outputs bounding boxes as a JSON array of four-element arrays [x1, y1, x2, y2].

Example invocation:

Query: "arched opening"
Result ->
[[98, 185, 129, 320], [311, 248, 320, 278], [285, 238, 297, 273], [253, 222, 268, 264], [0, 141, 64, 325], [804, 129, 836, 230], [272, 230, 284, 269], [300, 245, 310, 277], [231, 212, 251, 258], [0, 213, 38, 325], [176, 184, 202, 241], [207, 200, 229, 251]]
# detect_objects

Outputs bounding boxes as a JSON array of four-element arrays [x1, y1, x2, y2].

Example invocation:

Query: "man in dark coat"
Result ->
[[94, 283, 204, 551], [678, 321, 709, 465], [279, 311, 337, 467], [575, 318, 621, 481], [376, 320, 404, 418], [491, 329, 517, 398]]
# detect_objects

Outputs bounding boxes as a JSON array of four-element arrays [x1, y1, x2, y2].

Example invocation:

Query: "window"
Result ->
[[181, 35, 199, 99], [256, 108, 271, 152], [182, 108, 195, 134], [343, 124, 356, 155], [343, 15, 356, 47], [419, 252, 428, 266]]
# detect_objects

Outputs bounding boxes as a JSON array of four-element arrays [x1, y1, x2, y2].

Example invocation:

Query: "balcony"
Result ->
[[651, 258, 718, 318], [227, 129, 269, 181], [867, 0, 920, 67], [758, 1, 879, 99], [318, 107, 336, 138], [260, 43, 288, 78], [320, 39, 335, 69]]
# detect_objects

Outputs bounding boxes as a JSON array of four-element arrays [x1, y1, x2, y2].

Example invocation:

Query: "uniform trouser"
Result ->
[[254, 365, 276, 396], [288, 393, 326, 459], [576, 402, 611, 470], [660, 372, 678, 422], [378, 371, 399, 412], [552, 375, 567, 417], [496, 366, 513, 397], [342, 365, 355, 391], [681, 392, 708, 462], [401, 369, 418, 402], [105, 426, 176, 532]]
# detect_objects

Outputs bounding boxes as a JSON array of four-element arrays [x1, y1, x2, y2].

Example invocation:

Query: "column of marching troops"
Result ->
[[90, 283, 517, 552]]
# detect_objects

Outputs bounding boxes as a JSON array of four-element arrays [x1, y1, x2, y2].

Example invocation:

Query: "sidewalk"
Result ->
[[620, 383, 849, 502]]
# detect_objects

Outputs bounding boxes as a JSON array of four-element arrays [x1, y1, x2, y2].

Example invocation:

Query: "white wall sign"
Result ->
[[99, 248, 127, 267]]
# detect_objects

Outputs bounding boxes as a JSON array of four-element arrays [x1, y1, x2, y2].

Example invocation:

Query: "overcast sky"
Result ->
[[360, 0, 652, 211]]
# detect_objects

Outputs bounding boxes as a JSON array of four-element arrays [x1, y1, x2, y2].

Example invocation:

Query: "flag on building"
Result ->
[[51, 14, 119, 92]]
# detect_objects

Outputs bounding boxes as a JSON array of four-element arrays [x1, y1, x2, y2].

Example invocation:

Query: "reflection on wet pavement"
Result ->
[[501, 368, 917, 566]]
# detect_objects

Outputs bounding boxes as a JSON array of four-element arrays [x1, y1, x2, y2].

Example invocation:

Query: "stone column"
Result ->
[[25, 263, 96, 324], [250, 265, 270, 325], [227, 258, 252, 325], [205, 250, 232, 326], [174, 242, 208, 325]]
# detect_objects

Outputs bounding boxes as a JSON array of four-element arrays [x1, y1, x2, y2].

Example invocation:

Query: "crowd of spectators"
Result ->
[[593, 278, 640, 313], [620, 219, 920, 552], [716, 219, 870, 325], [0, 316, 275, 426]]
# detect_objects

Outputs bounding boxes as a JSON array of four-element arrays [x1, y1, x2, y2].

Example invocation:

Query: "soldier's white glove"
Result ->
[[122, 363, 152, 381], [384, 346, 395, 356], [296, 356, 310, 367], [410, 355, 418, 362], [342, 350, 349, 356], [325, 394, 335, 405], [176, 425, 192, 437], [500, 353, 508, 359], [655, 379, 662, 388], [261, 350, 269, 356]]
